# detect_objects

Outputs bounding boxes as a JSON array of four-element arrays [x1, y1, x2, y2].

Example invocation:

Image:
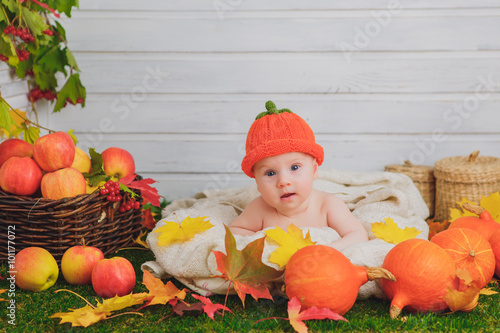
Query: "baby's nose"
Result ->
[[277, 174, 291, 187]]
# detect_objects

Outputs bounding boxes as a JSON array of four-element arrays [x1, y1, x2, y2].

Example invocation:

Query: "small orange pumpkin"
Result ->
[[448, 203, 500, 241], [430, 228, 495, 288], [284, 245, 395, 315], [380, 238, 456, 319], [490, 229, 500, 278]]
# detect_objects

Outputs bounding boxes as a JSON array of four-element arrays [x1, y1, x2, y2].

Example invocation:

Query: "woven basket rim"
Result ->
[[434, 154, 500, 183], [385, 161, 435, 182]]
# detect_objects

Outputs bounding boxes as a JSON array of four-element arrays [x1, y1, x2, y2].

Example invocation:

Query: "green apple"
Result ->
[[11, 247, 59, 292]]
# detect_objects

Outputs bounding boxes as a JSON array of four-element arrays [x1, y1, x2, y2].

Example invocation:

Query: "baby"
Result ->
[[229, 101, 368, 251]]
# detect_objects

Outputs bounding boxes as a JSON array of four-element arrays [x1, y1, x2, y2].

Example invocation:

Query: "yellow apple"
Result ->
[[11, 247, 59, 292], [86, 180, 106, 194], [61, 244, 104, 285], [71, 147, 91, 173]]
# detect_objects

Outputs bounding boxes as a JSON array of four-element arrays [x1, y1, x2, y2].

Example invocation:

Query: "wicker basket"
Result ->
[[434, 151, 500, 221], [385, 160, 436, 218], [0, 188, 143, 263]]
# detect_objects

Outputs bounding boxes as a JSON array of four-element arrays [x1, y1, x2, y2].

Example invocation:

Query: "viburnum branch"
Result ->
[[0, 94, 55, 134]]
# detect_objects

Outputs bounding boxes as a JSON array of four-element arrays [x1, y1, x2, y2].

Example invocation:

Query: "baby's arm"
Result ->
[[229, 197, 265, 236], [325, 195, 368, 251]]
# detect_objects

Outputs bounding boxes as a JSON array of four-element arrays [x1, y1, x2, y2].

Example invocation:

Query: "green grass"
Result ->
[[1, 248, 499, 332]]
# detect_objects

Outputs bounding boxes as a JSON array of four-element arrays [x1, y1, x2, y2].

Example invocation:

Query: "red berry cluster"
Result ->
[[3, 25, 35, 43], [29, 87, 57, 102], [99, 180, 141, 213], [16, 47, 29, 62], [0, 54, 8, 62], [100, 180, 122, 202], [42, 29, 53, 36], [66, 97, 84, 105]]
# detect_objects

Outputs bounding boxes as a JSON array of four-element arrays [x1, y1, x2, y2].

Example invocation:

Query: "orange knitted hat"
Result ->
[[241, 101, 324, 178]]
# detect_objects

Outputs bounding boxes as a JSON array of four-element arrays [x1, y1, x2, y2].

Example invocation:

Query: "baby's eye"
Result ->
[[265, 170, 276, 177], [291, 164, 300, 171]]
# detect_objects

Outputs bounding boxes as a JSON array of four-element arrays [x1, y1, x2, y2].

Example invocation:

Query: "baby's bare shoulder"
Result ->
[[313, 190, 344, 206]]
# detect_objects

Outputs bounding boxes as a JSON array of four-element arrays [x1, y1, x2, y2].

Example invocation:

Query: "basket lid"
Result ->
[[385, 160, 435, 182], [434, 150, 500, 183]]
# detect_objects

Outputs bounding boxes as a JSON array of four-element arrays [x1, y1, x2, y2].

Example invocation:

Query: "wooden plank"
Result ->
[[78, 0, 500, 11], [100, 133, 500, 199], [65, 13, 500, 52], [69, 52, 500, 94], [73, 133, 500, 173], [50, 93, 500, 134]]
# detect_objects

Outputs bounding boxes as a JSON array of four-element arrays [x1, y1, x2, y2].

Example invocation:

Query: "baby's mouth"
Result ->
[[281, 193, 295, 199]]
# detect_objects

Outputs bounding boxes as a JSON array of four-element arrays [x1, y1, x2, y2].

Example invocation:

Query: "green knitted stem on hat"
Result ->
[[255, 100, 292, 119]]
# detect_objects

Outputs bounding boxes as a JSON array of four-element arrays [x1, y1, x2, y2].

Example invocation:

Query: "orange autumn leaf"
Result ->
[[49, 290, 146, 327], [427, 219, 451, 240], [444, 269, 482, 313], [287, 297, 347, 333], [212, 225, 282, 307], [0, 289, 8, 302], [142, 270, 188, 306]]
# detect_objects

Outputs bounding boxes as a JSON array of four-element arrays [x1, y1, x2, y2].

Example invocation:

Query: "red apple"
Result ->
[[0, 138, 33, 168], [102, 147, 135, 180], [33, 131, 75, 172], [71, 146, 91, 174], [41, 167, 86, 200], [61, 244, 104, 285], [0, 156, 43, 196], [11, 247, 59, 291], [92, 257, 136, 298]]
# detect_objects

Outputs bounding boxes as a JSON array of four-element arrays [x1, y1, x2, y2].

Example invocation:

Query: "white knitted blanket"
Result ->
[[142, 168, 429, 300]]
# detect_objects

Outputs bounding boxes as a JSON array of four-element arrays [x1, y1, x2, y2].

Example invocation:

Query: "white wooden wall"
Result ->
[[2, 1, 500, 200]]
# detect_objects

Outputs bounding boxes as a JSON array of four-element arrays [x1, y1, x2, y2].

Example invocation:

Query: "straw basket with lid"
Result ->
[[434, 151, 500, 221], [385, 161, 435, 218]]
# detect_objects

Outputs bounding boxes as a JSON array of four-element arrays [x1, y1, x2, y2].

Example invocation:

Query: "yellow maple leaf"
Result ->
[[265, 224, 316, 269], [371, 217, 422, 245], [134, 229, 149, 249], [153, 215, 213, 247], [49, 291, 146, 327], [0, 109, 27, 138], [449, 192, 500, 222]]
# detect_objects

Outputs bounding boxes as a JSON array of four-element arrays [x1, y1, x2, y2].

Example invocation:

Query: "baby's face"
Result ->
[[253, 152, 318, 214]]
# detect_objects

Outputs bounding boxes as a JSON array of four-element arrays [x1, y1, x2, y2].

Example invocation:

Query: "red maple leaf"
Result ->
[[141, 209, 157, 229], [191, 294, 232, 319], [212, 225, 283, 307], [119, 174, 161, 207], [287, 297, 347, 333]]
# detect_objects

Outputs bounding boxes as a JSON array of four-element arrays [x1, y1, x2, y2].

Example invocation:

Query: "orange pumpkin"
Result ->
[[430, 228, 495, 288], [284, 245, 395, 315], [380, 238, 456, 319], [490, 229, 500, 278], [448, 203, 500, 241]]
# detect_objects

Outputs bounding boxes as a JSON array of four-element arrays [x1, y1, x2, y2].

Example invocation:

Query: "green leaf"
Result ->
[[82, 148, 110, 186], [0, 34, 16, 57], [0, 99, 13, 136], [33, 64, 57, 90], [54, 73, 86, 112], [20, 6, 49, 37], [23, 125, 40, 144], [65, 48, 79, 71], [35, 45, 67, 75], [47, 0, 79, 18], [67, 129, 77, 144]]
